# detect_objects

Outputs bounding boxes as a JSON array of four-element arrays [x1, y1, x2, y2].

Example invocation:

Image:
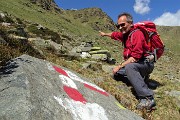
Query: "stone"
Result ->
[[0, 54, 143, 120]]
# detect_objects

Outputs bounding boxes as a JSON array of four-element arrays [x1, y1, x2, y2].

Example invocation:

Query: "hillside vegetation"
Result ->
[[0, 0, 180, 119]]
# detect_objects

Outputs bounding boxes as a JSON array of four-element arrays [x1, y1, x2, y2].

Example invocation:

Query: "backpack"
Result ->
[[131, 21, 165, 62]]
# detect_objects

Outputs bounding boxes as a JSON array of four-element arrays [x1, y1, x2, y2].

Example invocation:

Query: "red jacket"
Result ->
[[111, 28, 149, 60]]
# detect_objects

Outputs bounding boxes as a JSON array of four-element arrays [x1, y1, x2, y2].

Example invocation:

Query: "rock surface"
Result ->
[[0, 54, 143, 120]]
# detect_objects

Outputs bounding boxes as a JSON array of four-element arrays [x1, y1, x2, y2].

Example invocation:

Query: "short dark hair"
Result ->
[[118, 12, 133, 24]]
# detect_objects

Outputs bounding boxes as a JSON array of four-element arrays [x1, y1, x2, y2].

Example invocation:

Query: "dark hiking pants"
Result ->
[[114, 60, 154, 98]]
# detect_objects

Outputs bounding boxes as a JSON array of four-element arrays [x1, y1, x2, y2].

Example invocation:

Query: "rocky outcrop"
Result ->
[[69, 42, 116, 64], [67, 8, 116, 31], [30, 0, 59, 11], [0, 54, 143, 120]]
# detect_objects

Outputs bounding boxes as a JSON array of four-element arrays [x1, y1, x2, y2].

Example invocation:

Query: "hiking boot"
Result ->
[[136, 96, 156, 111]]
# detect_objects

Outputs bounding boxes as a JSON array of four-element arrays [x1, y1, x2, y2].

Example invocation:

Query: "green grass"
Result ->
[[157, 26, 180, 55]]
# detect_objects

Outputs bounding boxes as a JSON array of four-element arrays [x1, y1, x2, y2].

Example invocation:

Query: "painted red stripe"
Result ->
[[53, 66, 69, 77], [84, 83, 109, 96], [63, 86, 87, 103]]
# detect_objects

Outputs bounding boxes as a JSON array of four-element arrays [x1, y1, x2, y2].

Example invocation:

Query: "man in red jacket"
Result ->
[[99, 12, 156, 111]]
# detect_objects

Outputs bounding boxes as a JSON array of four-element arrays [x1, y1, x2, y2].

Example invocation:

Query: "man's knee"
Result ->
[[113, 73, 131, 85], [125, 63, 137, 72]]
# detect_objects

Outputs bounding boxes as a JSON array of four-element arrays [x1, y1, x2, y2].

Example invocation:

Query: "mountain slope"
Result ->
[[0, 0, 180, 119]]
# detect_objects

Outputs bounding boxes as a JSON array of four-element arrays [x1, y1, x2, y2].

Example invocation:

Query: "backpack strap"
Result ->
[[129, 29, 155, 62], [129, 29, 140, 43]]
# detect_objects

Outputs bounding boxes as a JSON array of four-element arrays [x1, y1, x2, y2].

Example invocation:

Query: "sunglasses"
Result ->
[[116, 23, 126, 29]]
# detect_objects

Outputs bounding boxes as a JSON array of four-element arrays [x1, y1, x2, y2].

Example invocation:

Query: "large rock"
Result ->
[[0, 55, 143, 120]]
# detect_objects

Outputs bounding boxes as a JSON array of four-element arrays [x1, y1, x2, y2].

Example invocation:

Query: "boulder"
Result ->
[[91, 54, 108, 61], [89, 49, 110, 55], [0, 55, 143, 120]]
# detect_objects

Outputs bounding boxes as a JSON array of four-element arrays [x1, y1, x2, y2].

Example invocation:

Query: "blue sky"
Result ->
[[54, 0, 180, 26]]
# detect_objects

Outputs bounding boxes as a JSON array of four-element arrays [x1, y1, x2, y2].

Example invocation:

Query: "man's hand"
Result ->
[[112, 57, 138, 74], [99, 31, 105, 36], [99, 31, 112, 37], [113, 65, 123, 74]]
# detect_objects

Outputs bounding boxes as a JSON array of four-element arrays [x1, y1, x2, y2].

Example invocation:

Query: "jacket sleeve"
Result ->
[[111, 32, 123, 42]]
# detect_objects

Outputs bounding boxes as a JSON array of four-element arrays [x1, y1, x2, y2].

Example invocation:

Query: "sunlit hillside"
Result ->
[[0, 0, 180, 119]]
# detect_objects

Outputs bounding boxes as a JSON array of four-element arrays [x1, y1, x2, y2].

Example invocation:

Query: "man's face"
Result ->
[[117, 16, 132, 34]]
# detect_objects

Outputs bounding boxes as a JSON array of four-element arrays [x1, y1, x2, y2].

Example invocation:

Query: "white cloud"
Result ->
[[153, 10, 180, 26], [133, 0, 150, 15]]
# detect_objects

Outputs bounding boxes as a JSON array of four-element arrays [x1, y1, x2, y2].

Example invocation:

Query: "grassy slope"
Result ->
[[0, 0, 180, 119], [157, 26, 180, 55], [0, 0, 101, 46]]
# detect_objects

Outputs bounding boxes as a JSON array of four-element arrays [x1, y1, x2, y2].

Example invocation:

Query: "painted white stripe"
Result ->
[[54, 96, 67, 110], [47, 63, 106, 93], [54, 96, 108, 120], [59, 75, 77, 89], [66, 70, 84, 82], [66, 70, 106, 92], [47, 63, 55, 71]]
